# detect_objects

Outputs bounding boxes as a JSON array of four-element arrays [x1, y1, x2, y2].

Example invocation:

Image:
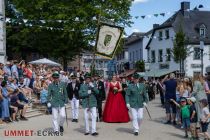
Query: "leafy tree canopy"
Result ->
[[6, 0, 133, 60]]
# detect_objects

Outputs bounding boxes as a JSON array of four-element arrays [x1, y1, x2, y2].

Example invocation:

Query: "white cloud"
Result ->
[[132, 28, 140, 32], [133, 0, 149, 4]]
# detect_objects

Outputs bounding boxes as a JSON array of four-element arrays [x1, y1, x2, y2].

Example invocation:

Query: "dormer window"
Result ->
[[165, 30, 169, 39], [159, 31, 163, 41], [200, 24, 206, 38]]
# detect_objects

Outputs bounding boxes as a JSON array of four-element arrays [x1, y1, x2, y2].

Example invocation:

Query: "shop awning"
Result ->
[[144, 69, 176, 77]]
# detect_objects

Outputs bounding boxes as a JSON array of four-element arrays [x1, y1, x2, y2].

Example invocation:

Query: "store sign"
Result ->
[[159, 63, 169, 69], [191, 64, 201, 68]]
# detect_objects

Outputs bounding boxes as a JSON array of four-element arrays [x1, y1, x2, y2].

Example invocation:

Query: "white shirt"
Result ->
[[201, 107, 210, 123], [72, 83, 76, 90]]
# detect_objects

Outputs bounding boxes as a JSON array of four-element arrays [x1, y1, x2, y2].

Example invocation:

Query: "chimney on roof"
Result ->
[[181, 2, 190, 18], [153, 24, 159, 29], [181, 1, 190, 11]]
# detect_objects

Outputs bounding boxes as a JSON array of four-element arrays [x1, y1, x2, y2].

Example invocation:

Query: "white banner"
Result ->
[[96, 23, 123, 59]]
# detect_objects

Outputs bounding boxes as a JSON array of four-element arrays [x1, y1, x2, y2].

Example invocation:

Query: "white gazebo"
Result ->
[[29, 58, 61, 66]]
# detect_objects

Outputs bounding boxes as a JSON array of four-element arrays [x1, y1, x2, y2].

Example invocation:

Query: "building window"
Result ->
[[158, 49, 163, 62], [166, 49, 171, 61], [200, 24, 206, 38], [136, 50, 138, 60], [133, 51, 135, 61], [159, 31, 163, 41], [200, 28, 206, 37], [151, 50, 156, 63], [139, 49, 142, 59], [165, 30, 169, 39], [193, 47, 201, 60]]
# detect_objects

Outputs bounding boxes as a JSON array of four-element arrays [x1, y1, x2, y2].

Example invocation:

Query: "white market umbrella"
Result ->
[[29, 58, 61, 66]]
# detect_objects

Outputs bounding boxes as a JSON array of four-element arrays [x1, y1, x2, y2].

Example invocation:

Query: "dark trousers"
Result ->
[[17, 92, 29, 103], [207, 94, 210, 111], [96, 96, 102, 119], [160, 91, 165, 105]]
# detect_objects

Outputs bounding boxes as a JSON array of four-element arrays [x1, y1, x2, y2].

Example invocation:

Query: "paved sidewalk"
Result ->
[[0, 97, 185, 140]]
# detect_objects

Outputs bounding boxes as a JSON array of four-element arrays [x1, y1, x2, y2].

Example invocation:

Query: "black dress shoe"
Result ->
[[72, 119, 75, 122], [20, 116, 28, 121], [15, 117, 19, 122], [84, 133, 89, 135], [60, 126, 64, 133], [92, 132, 98, 136], [75, 119, 78, 123], [134, 132, 138, 136], [54, 131, 59, 135]]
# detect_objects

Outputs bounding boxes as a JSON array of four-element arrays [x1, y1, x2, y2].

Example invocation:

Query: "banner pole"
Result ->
[[92, 2, 102, 77]]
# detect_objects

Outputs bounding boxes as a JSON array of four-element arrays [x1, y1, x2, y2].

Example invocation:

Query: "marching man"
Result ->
[[47, 72, 68, 133], [79, 73, 99, 136], [67, 74, 80, 122], [126, 73, 149, 136]]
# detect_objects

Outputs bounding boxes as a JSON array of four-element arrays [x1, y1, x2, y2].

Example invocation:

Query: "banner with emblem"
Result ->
[[95, 23, 124, 59]]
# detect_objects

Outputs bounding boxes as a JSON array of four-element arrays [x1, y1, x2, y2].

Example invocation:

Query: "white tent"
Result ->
[[29, 58, 61, 66]]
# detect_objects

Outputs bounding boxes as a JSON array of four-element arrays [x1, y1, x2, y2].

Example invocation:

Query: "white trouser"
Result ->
[[25, 78, 30, 87], [131, 108, 144, 133], [71, 98, 79, 119], [52, 107, 66, 132], [84, 107, 97, 133]]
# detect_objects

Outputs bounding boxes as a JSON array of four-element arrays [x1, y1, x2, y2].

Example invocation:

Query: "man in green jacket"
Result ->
[[126, 73, 149, 136], [47, 72, 68, 133], [79, 73, 99, 136]]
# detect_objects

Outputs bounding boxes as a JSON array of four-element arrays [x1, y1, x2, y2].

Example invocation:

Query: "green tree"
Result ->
[[135, 60, 145, 72], [172, 28, 189, 77], [6, 0, 133, 70]]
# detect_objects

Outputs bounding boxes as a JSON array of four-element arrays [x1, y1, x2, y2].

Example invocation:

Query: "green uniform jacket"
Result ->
[[79, 83, 99, 108], [47, 82, 68, 108], [126, 83, 149, 108]]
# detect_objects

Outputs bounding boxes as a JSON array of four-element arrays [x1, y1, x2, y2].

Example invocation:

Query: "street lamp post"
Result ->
[[200, 40, 204, 76]]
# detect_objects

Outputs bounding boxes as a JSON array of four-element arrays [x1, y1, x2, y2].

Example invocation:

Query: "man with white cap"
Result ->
[[47, 72, 68, 133]]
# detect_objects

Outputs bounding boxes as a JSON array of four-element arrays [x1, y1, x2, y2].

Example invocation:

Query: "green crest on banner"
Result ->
[[104, 34, 112, 47]]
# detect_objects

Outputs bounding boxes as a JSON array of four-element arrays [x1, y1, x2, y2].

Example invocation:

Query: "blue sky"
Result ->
[[125, 0, 210, 35]]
